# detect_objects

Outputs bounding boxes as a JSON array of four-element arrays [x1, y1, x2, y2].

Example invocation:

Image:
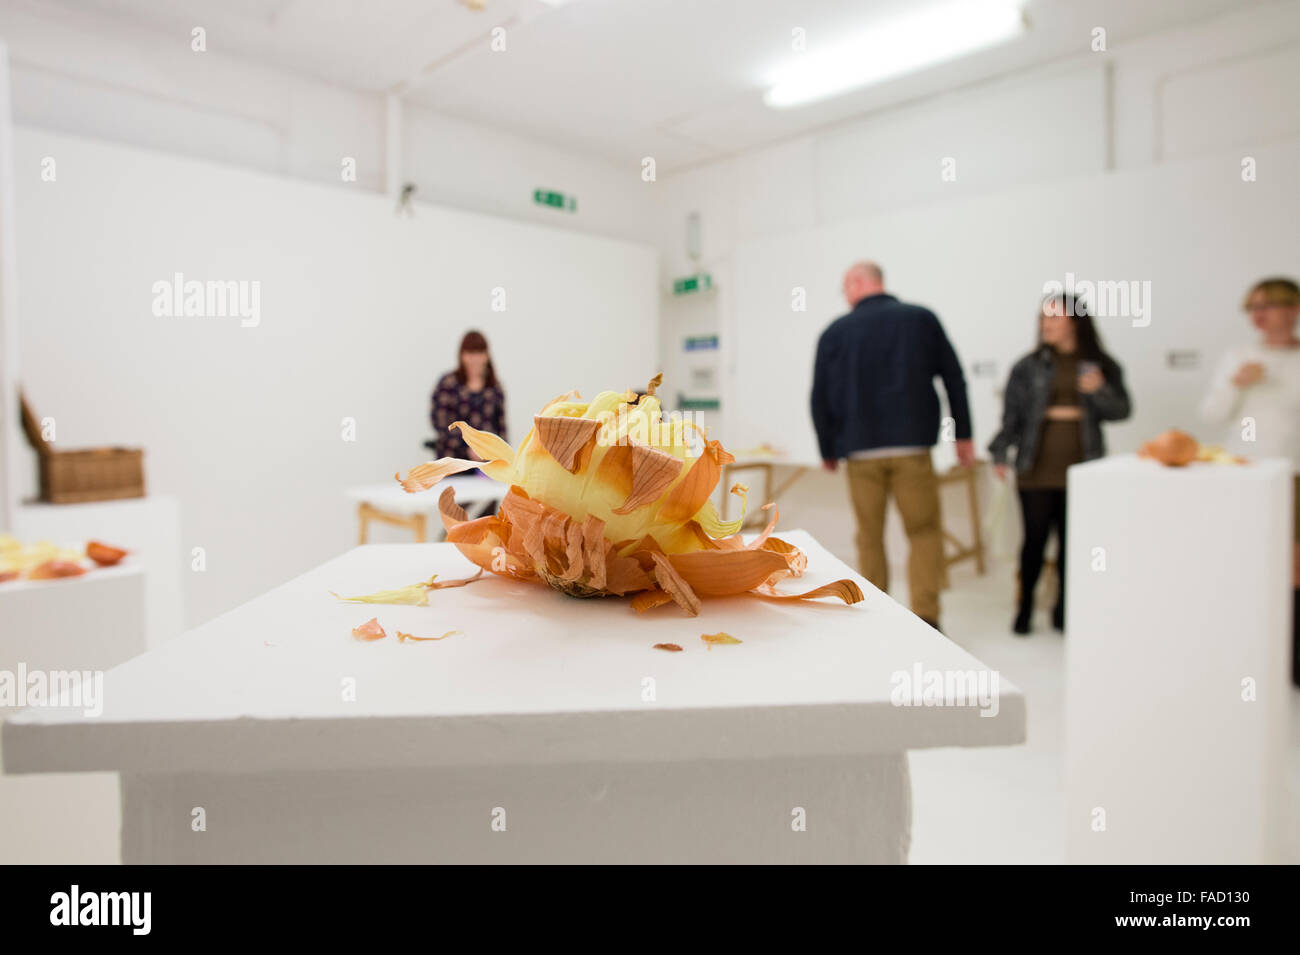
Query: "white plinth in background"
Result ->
[[1065, 454, 1292, 863], [13, 495, 183, 648]]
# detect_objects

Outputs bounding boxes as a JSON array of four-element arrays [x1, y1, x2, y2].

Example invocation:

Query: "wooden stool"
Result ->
[[939, 462, 986, 575], [347, 476, 501, 545]]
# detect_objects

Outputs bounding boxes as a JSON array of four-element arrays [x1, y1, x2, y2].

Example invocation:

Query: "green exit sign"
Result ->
[[672, 272, 713, 295], [533, 189, 576, 212]]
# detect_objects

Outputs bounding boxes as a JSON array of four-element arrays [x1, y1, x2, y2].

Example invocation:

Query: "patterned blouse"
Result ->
[[432, 372, 506, 460]]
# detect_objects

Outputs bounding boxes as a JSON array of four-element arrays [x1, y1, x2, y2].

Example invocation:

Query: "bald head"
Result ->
[[843, 261, 884, 307]]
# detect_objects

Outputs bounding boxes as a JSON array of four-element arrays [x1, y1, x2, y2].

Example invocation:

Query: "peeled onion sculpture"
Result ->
[[1137, 428, 1200, 467], [396, 375, 864, 616]]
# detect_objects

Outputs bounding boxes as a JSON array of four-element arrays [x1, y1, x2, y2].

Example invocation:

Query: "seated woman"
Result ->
[[432, 330, 506, 497]]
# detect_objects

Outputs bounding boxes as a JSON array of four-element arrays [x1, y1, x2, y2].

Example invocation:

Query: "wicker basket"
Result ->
[[20, 393, 146, 504]]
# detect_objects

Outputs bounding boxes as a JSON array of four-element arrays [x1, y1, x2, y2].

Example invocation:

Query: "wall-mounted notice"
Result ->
[[533, 189, 576, 212], [684, 334, 719, 352], [1166, 349, 1200, 370], [677, 394, 720, 411], [971, 359, 999, 378]]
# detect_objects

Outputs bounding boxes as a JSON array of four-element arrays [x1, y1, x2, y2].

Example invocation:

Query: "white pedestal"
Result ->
[[0, 564, 144, 674], [1065, 455, 1292, 864], [0, 565, 142, 865], [13, 495, 183, 648], [4, 531, 1023, 863]]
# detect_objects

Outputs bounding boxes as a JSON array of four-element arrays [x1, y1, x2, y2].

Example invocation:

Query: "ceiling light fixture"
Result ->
[[764, 0, 1028, 109]]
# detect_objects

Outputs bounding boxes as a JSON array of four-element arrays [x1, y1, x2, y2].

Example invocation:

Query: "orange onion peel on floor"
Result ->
[[394, 373, 865, 616]]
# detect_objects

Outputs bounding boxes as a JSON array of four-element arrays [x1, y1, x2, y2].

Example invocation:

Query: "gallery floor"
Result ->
[[2, 557, 1294, 865]]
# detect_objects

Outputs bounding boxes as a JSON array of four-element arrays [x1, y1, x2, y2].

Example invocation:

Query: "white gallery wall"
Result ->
[[12, 126, 657, 627], [0, 2, 654, 243], [651, 0, 1300, 573]]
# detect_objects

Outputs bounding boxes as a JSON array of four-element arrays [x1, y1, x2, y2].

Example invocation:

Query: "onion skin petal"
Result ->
[[649, 552, 701, 616], [613, 444, 683, 514], [534, 416, 602, 472], [87, 541, 128, 566], [667, 549, 791, 597], [657, 439, 733, 523], [27, 560, 87, 580], [631, 588, 674, 613], [351, 618, 387, 641], [701, 631, 742, 648], [427, 569, 484, 589], [753, 579, 865, 605], [397, 629, 461, 642], [449, 420, 515, 467], [332, 584, 430, 606], [397, 457, 485, 493]]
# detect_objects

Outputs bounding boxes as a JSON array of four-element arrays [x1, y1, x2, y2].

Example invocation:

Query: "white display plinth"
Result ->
[[1065, 455, 1292, 864], [13, 495, 183, 648], [0, 563, 144, 675], [3, 530, 1024, 863]]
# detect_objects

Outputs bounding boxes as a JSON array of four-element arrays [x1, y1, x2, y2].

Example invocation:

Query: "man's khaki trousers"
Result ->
[[845, 452, 943, 622]]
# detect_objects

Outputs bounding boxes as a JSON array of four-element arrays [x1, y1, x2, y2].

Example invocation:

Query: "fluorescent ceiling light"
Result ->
[[765, 0, 1028, 109]]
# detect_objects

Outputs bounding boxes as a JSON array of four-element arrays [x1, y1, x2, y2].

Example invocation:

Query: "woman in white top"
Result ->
[[1200, 277, 1300, 684]]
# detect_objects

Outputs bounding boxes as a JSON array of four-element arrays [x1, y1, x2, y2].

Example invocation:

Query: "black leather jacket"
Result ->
[[987, 347, 1132, 473]]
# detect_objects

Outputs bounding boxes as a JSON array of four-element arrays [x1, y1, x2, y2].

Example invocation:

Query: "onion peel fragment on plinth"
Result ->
[[331, 569, 483, 606], [397, 629, 461, 643], [351, 617, 386, 641], [701, 631, 742, 649], [394, 374, 865, 617]]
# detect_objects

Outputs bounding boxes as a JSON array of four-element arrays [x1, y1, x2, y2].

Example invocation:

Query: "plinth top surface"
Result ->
[[1071, 453, 1292, 482], [4, 530, 1024, 773]]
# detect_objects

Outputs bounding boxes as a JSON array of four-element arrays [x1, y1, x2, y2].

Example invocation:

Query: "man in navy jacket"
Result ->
[[811, 261, 973, 630]]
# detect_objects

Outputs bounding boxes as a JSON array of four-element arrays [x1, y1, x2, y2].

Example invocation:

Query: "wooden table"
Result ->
[[347, 475, 500, 543], [720, 456, 813, 529], [2, 530, 1024, 863]]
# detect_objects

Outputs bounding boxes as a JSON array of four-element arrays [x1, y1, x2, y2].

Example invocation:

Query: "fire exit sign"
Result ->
[[533, 189, 576, 212], [672, 272, 713, 295]]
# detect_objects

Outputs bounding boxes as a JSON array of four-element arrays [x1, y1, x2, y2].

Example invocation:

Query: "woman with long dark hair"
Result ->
[[432, 330, 506, 464], [988, 294, 1131, 634]]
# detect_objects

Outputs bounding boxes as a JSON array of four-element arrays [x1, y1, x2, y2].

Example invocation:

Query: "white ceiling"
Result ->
[[33, 0, 1261, 172]]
